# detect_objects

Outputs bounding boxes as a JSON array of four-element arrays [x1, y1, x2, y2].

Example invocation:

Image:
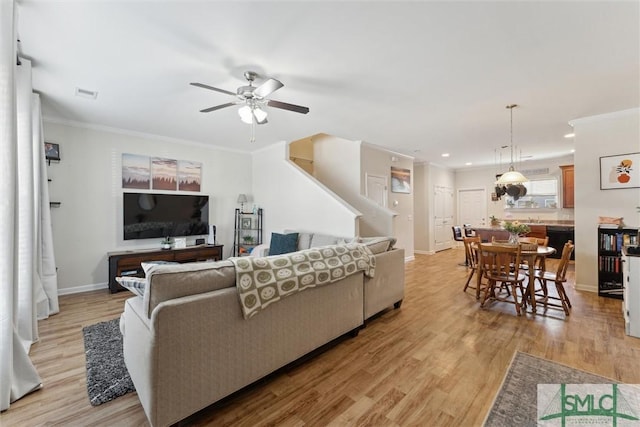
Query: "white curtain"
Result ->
[[1, 0, 59, 411]]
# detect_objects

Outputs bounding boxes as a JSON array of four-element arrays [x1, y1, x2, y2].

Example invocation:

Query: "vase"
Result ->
[[508, 232, 519, 245]]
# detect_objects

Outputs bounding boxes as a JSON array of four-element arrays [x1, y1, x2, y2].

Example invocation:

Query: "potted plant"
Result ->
[[161, 236, 172, 250], [242, 235, 254, 244], [490, 215, 499, 226], [501, 220, 531, 244]]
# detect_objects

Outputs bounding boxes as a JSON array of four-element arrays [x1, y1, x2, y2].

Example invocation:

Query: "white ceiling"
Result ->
[[17, 1, 640, 169]]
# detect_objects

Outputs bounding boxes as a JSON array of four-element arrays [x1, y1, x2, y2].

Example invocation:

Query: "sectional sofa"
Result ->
[[120, 233, 404, 426]]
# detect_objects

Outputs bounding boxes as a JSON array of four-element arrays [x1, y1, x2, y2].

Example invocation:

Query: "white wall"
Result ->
[[571, 108, 640, 292], [455, 155, 575, 223], [414, 162, 456, 253], [44, 121, 252, 293], [252, 141, 360, 241], [361, 143, 414, 259], [312, 134, 397, 238], [413, 163, 429, 252]]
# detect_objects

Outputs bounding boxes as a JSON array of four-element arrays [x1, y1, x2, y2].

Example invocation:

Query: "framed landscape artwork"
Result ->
[[151, 157, 178, 191], [600, 152, 639, 190], [122, 154, 150, 189], [178, 160, 202, 192]]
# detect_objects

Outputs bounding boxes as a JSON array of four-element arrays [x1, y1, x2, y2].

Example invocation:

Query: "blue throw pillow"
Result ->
[[269, 232, 299, 256]]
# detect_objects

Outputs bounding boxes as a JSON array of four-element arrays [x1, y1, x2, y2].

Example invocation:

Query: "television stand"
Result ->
[[107, 244, 223, 293]]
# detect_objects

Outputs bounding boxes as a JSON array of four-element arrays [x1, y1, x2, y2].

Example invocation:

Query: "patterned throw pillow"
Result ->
[[115, 276, 146, 297]]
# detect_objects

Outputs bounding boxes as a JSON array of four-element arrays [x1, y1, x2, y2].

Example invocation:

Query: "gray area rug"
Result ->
[[82, 318, 135, 406], [484, 351, 614, 426]]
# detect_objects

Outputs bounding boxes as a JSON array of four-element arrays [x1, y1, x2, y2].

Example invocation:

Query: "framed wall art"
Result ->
[[391, 167, 411, 194], [178, 160, 202, 192], [241, 217, 252, 229], [151, 157, 178, 191], [45, 142, 60, 161], [122, 153, 150, 189], [600, 152, 639, 190]]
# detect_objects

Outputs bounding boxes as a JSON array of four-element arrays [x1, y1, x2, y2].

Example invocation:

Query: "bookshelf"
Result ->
[[598, 226, 639, 299], [233, 208, 263, 257]]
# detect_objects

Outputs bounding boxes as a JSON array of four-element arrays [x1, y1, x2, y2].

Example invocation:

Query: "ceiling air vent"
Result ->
[[75, 87, 98, 100], [520, 168, 549, 176]]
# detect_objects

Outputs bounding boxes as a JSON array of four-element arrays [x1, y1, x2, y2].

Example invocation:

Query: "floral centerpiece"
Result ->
[[501, 220, 530, 244]]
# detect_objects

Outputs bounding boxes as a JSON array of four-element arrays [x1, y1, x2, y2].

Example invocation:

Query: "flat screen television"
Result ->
[[123, 192, 209, 240]]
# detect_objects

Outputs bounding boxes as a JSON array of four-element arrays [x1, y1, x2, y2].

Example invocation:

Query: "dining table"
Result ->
[[475, 242, 556, 313]]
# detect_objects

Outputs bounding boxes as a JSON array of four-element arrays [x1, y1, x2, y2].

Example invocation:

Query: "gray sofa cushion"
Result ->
[[359, 236, 397, 254], [310, 233, 341, 248], [284, 229, 313, 250], [143, 260, 236, 317]]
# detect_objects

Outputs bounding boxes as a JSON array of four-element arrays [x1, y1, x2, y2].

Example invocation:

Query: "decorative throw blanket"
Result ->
[[229, 243, 375, 319]]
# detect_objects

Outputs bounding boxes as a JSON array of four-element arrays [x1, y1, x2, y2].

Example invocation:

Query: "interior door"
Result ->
[[434, 185, 454, 252], [365, 174, 388, 207], [458, 188, 487, 228]]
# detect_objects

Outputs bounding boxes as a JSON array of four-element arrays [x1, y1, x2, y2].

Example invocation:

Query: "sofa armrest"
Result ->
[[250, 244, 270, 257], [364, 248, 405, 319]]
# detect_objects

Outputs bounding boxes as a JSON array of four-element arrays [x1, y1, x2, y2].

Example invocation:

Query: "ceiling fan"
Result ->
[[190, 71, 309, 132]]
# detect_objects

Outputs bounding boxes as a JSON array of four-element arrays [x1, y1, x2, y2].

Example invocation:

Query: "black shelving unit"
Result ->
[[598, 226, 639, 299], [233, 208, 263, 257]]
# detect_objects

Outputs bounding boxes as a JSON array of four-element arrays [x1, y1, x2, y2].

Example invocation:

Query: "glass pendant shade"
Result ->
[[496, 166, 528, 185]]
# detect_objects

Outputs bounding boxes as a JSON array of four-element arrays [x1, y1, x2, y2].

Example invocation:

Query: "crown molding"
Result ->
[[42, 116, 249, 155]]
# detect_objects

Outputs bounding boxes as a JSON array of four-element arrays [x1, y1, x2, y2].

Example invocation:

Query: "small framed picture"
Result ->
[[45, 142, 60, 161], [599, 152, 639, 190], [241, 217, 252, 229]]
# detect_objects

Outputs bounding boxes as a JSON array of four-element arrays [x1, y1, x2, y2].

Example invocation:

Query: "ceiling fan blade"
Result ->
[[190, 82, 235, 96], [199, 102, 236, 113], [253, 78, 284, 98], [267, 99, 309, 114]]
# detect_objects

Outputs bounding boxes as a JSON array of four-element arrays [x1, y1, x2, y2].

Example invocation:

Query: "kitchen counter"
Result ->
[[471, 224, 574, 259]]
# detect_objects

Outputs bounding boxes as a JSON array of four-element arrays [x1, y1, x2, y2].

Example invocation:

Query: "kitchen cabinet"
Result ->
[[560, 165, 574, 208]]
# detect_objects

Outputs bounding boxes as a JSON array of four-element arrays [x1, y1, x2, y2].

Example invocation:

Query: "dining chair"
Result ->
[[478, 242, 526, 315], [462, 236, 483, 299], [463, 224, 475, 237], [519, 236, 549, 271], [532, 240, 574, 315], [452, 226, 467, 266]]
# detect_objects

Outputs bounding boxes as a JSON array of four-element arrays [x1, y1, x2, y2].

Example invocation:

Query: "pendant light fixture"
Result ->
[[496, 104, 528, 185]]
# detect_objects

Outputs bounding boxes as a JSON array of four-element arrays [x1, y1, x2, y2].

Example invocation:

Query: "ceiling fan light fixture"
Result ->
[[238, 105, 253, 124], [253, 107, 267, 124]]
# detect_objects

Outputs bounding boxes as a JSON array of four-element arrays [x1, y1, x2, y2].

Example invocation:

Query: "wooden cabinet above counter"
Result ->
[[560, 165, 574, 208]]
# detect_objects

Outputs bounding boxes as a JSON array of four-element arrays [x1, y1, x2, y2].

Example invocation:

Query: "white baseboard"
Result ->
[[58, 282, 108, 296], [574, 282, 597, 293], [404, 255, 415, 262], [413, 250, 436, 255]]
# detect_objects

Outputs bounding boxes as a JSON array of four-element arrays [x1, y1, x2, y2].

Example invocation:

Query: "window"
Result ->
[[505, 178, 558, 209]]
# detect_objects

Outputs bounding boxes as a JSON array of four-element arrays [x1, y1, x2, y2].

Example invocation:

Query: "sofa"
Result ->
[[120, 233, 404, 426], [252, 231, 405, 320]]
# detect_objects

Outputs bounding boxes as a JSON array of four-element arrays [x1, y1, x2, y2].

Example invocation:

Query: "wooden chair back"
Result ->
[[463, 236, 481, 268], [554, 240, 575, 281], [479, 243, 522, 281], [519, 236, 549, 246]]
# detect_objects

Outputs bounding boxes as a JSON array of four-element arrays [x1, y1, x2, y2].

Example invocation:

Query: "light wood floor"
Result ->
[[3, 248, 640, 426]]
